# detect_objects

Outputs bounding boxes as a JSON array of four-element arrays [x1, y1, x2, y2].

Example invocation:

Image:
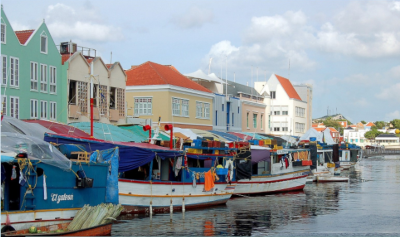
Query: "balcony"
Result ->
[[109, 109, 119, 122]]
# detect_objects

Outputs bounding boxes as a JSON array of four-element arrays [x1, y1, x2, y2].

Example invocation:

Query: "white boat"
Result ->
[[119, 179, 235, 214], [234, 148, 310, 195], [316, 176, 349, 182]]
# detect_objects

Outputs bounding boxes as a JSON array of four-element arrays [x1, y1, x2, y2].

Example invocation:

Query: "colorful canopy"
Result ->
[[118, 124, 170, 141], [24, 119, 91, 138]]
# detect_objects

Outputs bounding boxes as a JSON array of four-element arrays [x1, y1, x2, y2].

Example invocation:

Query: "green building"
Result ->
[[1, 6, 67, 123]]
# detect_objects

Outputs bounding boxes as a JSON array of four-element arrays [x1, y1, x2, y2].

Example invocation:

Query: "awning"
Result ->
[[185, 70, 223, 84]]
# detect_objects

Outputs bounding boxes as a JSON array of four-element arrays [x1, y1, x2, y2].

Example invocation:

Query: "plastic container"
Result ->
[[192, 139, 202, 148], [310, 137, 316, 141], [216, 168, 229, 175]]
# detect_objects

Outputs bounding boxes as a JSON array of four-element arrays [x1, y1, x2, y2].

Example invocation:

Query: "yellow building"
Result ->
[[125, 61, 214, 130]]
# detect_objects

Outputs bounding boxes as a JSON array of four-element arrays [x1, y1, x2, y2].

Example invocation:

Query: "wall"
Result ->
[[213, 94, 242, 132], [240, 96, 266, 133]]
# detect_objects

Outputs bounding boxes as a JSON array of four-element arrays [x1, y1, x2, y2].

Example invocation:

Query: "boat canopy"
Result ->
[[1, 116, 53, 140], [298, 128, 323, 143], [323, 129, 336, 145], [118, 124, 170, 141], [1, 132, 72, 171]]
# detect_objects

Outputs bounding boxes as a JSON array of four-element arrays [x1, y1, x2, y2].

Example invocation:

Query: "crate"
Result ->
[[70, 152, 90, 162], [202, 141, 208, 148], [271, 140, 277, 145], [302, 160, 312, 166], [264, 139, 272, 145], [220, 142, 226, 148], [187, 148, 202, 154], [276, 146, 283, 150], [214, 150, 219, 155], [192, 139, 202, 148], [212, 141, 221, 148], [259, 140, 264, 146], [292, 161, 303, 166], [327, 163, 335, 168], [216, 168, 228, 175], [254, 140, 259, 145]]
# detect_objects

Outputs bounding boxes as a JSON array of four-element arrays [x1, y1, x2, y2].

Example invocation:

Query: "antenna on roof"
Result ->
[[208, 57, 213, 74]]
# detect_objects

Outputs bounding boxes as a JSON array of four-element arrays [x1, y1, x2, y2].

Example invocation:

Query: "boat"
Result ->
[[1, 222, 112, 236], [1, 133, 115, 232], [233, 146, 311, 195], [44, 133, 236, 214], [316, 176, 349, 183]]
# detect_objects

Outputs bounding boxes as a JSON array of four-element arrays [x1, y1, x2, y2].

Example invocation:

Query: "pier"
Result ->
[[362, 148, 400, 158]]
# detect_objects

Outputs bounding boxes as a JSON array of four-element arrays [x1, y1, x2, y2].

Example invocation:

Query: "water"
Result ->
[[112, 156, 400, 236]]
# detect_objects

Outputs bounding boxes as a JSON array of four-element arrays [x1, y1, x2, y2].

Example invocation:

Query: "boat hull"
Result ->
[[1, 209, 79, 232], [233, 169, 309, 195], [317, 176, 349, 183], [118, 179, 235, 214]]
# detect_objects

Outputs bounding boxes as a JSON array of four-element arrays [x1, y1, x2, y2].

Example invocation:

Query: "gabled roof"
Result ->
[[327, 127, 339, 133], [125, 61, 212, 93], [61, 54, 72, 65], [365, 122, 375, 127], [275, 74, 302, 100], [15, 29, 34, 44], [314, 127, 325, 132]]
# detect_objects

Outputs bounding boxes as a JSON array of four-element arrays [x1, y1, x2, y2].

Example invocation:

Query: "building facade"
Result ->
[[293, 84, 313, 131], [125, 62, 214, 130], [1, 7, 66, 122], [61, 44, 126, 124]]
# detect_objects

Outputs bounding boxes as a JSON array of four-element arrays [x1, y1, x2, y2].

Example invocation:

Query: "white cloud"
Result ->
[[45, 3, 124, 43], [11, 22, 30, 31], [386, 110, 400, 120], [171, 6, 214, 29], [376, 83, 400, 101]]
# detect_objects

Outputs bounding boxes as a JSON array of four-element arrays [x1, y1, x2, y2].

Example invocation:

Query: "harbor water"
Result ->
[[112, 156, 400, 236]]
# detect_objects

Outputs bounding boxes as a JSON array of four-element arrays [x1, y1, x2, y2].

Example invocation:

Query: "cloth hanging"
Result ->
[[175, 157, 182, 177], [19, 171, 26, 186], [43, 174, 47, 200], [284, 156, 289, 169], [235, 159, 252, 181], [192, 172, 197, 188], [204, 170, 214, 191], [225, 159, 234, 179]]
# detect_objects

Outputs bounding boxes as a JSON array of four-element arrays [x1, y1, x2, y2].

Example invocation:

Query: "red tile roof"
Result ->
[[86, 58, 94, 64], [338, 121, 348, 127], [61, 54, 72, 65], [125, 61, 212, 93], [314, 127, 325, 132], [275, 74, 302, 100], [328, 127, 339, 133], [106, 64, 112, 69], [366, 122, 375, 127], [312, 123, 318, 128], [15, 30, 35, 44]]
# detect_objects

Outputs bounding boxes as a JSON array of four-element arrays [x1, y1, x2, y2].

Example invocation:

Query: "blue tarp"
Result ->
[[209, 130, 242, 142], [1, 155, 15, 163], [240, 132, 269, 140], [45, 133, 183, 172], [90, 148, 119, 204]]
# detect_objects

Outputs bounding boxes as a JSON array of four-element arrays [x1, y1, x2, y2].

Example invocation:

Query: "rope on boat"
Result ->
[[67, 203, 123, 231]]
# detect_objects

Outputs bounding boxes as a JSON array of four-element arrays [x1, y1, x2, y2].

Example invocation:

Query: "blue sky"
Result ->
[[2, 0, 400, 123]]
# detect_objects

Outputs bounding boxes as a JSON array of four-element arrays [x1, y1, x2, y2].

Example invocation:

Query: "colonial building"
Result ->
[[255, 74, 308, 136], [61, 43, 126, 124], [125, 61, 214, 130], [293, 84, 313, 131], [1, 6, 66, 122]]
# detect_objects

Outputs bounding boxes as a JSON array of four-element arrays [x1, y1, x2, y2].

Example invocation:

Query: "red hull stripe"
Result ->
[[234, 184, 306, 195], [119, 178, 214, 185], [1, 218, 72, 226], [237, 174, 308, 184]]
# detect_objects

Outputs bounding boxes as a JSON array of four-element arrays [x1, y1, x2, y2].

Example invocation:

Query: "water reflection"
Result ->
[[112, 157, 400, 235]]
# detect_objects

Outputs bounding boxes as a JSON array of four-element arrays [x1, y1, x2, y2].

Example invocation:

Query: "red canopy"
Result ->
[[24, 120, 91, 138], [228, 132, 247, 140]]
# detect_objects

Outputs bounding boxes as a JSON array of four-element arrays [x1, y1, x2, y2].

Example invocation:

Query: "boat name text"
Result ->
[[51, 193, 74, 203]]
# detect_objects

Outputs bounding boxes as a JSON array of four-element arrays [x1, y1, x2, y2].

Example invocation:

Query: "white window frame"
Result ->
[[196, 101, 203, 118], [10, 96, 19, 119], [40, 64, 47, 92], [2, 55, 6, 86], [40, 100, 47, 119], [1, 95, 6, 116], [134, 97, 152, 116], [204, 103, 210, 119], [50, 101, 57, 120], [253, 113, 257, 128], [30, 62, 38, 91], [182, 99, 189, 117], [30, 99, 38, 119], [40, 32, 48, 54], [49, 66, 56, 94], [1, 23, 6, 44], [10, 57, 19, 87], [172, 98, 181, 116]]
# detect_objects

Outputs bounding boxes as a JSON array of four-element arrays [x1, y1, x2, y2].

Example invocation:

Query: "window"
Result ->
[[204, 103, 210, 119], [1, 95, 6, 115], [282, 122, 288, 131], [10, 57, 19, 87], [295, 107, 305, 117], [99, 85, 108, 116], [232, 113, 234, 127], [40, 101, 47, 119], [272, 106, 280, 115], [182, 99, 189, 117], [77, 81, 88, 114], [1, 23, 5, 43], [2, 55, 6, 85], [215, 111, 218, 126], [261, 114, 263, 129], [247, 113, 249, 128], [295, 122, 305, 133], [222, 104, 224, 111], [116, 88, 125, 117], [40, 64, 47, 92], [274, 110, 280, 115], [270, 91, 276, 99], [30, 62, 38, 90], [253, 114, 257, 128], [196, 101, 203, 118], [30, 99, 38, 118], [134, 97, 152, 115], [50, 102, 56, 120], [10, 96, 19, 119], [40, 32, 47, 54], [282, 106, 288, 115], [172, 98, 181, 116], [49, 66, 56, 93]]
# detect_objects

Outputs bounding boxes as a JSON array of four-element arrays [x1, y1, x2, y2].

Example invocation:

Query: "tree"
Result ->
[[364, 127, 383, 140], [374, 121, 386, 129], [322, 118, 343, 135], [390, 119, 400, 129], [361, 120, 366, 124]]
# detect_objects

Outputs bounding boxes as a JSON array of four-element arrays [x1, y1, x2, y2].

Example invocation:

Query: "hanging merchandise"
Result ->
[[204, 170, 214, 191], [192, 172, 197, 188], [11, 165, 17, 180], [196, 173, 200, 180], [225, 159, 234, 181], [284, 156, 289, 169], [19, 171, 26, 186], [175, 157, 182, 177]]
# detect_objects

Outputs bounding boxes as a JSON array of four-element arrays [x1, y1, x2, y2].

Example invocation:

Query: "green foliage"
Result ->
[[322, 118, 343, 135], [390, 119, 400, 129], [374, 121, 386, 129], [361, 120, 366, 124], [364, 128, 383, 140]]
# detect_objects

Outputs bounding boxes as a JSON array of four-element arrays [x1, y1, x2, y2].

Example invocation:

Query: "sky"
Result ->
[[2, 0, 400, 123]]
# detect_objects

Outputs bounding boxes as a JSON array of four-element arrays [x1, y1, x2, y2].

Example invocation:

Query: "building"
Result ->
[[1, 6, 66, 122], [224, 80, 267, 133], [375, 134, 399, 145], [255, 74, 308, 136], [293, 84, 313, 131], [185, 70, 242, 132], [125, 61, 214, 130], [61, 43, 126, 124]]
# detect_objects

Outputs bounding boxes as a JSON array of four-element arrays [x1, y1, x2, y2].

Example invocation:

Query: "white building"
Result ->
[[255, 74, 308, 136], [375, 134, 399, 145]]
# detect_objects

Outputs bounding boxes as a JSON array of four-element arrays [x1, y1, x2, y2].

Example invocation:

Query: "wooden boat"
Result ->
[[2, 222, 112, 236]]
